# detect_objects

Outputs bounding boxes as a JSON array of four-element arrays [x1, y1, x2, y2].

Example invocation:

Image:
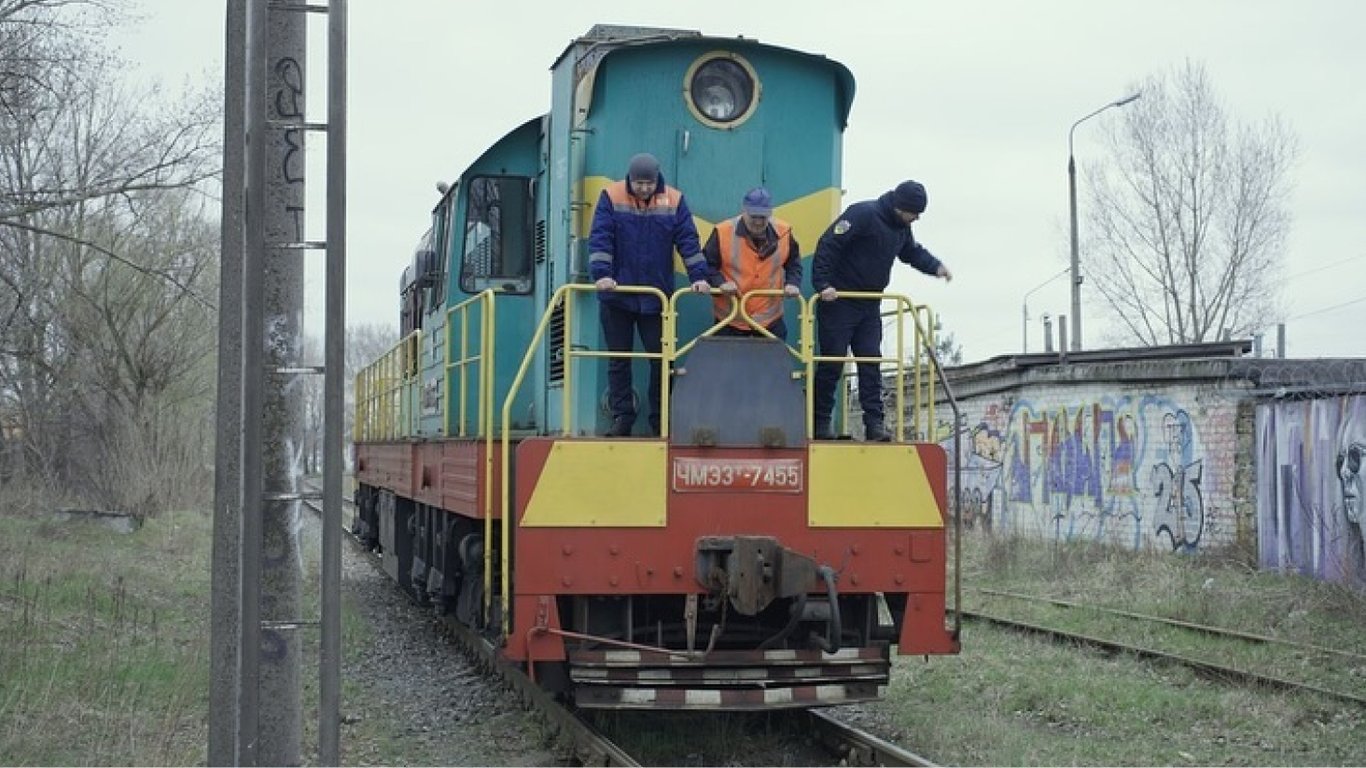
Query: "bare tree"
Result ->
[[1085, 60, 1298, 346], [298, 323, 396, 475], [346, 322, 398, 378], [0, 1, 116, 120], [0, 1, 220, 512], [62, 189, 218, 512]]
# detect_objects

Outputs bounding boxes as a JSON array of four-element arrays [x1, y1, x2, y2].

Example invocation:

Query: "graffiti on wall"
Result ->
[[1256, 395, 1366, 584], [942, 395, 1207, 551]]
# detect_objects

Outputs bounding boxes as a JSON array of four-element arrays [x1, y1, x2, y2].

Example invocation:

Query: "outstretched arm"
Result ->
[[899, 234, 950, 281]]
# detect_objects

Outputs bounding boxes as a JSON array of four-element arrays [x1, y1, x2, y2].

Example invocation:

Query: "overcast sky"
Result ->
[[115, 0, 1366, 361]]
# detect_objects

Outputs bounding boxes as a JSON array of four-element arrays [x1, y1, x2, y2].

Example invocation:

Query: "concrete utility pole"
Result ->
[[212, 1, 345, 764], [209, 0, 246, 762], [258, 2, 307, 762]]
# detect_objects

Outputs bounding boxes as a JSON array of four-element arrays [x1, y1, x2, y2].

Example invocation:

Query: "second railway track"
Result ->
[[964, 587, 1366, 709]]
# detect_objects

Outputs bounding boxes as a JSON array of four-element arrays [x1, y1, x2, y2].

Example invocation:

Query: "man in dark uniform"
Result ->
[[810, 180, 952, 441]]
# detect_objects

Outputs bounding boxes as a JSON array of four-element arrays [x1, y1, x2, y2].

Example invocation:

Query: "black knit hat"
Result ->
[[893, 180, 928, 213], [627, 153, 661, 182]]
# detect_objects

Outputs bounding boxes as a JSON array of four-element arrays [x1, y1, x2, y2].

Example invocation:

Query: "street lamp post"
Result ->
[[1068, 91, 1141, 351], [1021, 267, 1069, 353]]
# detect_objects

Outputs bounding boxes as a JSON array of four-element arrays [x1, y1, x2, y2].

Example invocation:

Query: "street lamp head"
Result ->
[[1112, 92, 1141, 107]]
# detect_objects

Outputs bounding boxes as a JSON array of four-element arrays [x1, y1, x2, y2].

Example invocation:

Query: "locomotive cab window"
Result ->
[[460, 176, 532, 294], [684, 52, 760, 128]]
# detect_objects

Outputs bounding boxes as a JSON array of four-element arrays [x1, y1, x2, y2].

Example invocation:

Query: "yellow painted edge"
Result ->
[[808, 443, 943, 528], [521, 441, 667, 527]]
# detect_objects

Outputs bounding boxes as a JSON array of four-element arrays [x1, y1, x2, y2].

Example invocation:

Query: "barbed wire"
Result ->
[[1223, 358, 1366, 398]]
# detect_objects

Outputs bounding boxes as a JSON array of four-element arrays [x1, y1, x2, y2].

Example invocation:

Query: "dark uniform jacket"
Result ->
[[587, 171, 706, 314], [811, 190, 941, 294]]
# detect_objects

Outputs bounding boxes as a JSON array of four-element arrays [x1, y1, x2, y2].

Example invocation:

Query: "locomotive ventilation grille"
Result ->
[[548, 302, 566, 383]]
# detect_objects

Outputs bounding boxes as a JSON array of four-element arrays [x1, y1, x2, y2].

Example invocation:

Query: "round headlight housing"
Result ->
[[685, 53, 759, 128]]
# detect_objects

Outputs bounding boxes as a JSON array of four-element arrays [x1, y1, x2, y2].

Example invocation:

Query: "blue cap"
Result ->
[[741, 186, 773, 216]]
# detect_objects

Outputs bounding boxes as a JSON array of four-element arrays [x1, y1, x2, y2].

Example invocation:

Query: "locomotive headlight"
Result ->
[[685, 53, 759, 128], [697, 84, 738, 120]]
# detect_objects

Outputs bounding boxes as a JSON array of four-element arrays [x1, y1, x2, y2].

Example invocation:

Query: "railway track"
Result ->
[[964, 588, 1366, 709], [974, 586, 1366, 663], [305, 491, 636, 765], [805, 709, 937, 766], [308, 488, 937, 766]]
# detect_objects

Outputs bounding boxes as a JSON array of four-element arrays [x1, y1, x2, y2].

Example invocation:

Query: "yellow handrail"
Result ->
[[673, 289, 738, 358], [479, 295, 496, 627], [671, 288, 806, 363], [882, 303, 939, 440], [353, 329, 422, 442], [445, 290, 496, 438], [801, 292, 941, 441], [495, 284, 668, 634]]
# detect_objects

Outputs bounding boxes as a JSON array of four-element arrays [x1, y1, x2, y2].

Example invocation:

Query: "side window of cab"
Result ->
[[460, 176, 532, 294]]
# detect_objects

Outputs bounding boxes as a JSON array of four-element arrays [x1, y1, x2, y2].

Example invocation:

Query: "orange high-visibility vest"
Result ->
[[602, 181, 685, 216], [712, 216, 792, 330]]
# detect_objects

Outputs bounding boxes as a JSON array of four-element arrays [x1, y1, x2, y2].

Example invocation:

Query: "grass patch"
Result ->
[[0, 507, 211, 766], [883, 621, 1366, 766], [960, 529, 1366, 653], [900, 530, 1366, 766]]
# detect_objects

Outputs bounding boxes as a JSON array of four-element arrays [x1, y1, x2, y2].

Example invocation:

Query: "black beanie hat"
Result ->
[[627, 153, 661, 182], [893, 180, 928, 213]]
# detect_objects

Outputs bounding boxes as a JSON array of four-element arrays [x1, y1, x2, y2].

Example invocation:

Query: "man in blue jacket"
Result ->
[[589, 153, 710, 436], [811, 180, 952, 442]]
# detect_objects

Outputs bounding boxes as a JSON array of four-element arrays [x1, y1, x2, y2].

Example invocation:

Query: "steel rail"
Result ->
[[962, 610, 1366, 709], [971, 586, 1366, 663], [806, 709, 938, 767], [302, 491, 641, 766]]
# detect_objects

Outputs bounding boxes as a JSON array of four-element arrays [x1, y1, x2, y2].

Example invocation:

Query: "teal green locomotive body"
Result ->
[[396, 25, 853, 439], [352, 25, 958, 711]]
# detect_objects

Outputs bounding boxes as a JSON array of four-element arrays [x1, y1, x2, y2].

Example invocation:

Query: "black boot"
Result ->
[[813, 421, 834, 440], [864, 423, 892, 442]]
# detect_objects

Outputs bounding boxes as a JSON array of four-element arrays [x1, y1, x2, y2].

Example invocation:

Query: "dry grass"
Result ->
[[0, 505, 211, 765], [887, 529, 1366, 766], [4, 491, 1364, 766], [961, 529, 1366, 648]]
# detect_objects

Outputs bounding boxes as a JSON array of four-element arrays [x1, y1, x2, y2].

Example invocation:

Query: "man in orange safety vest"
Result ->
[[702, 187, 802, 340]]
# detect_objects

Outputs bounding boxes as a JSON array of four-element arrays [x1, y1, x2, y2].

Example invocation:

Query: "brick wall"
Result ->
[[882, 355, 1267, 554], [875, 351, 1366, 583]]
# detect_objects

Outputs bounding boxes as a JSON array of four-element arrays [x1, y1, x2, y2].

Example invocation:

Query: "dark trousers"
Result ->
[[813, 299, 883, 429], [600, 303, 662, 431], [715, 316, 787, 341]]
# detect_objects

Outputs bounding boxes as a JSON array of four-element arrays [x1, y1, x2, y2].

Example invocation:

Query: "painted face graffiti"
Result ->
[[1338, 441, 1363, 526]]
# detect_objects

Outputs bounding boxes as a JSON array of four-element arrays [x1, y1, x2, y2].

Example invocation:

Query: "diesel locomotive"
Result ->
[[352, 23, 960, 710]]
